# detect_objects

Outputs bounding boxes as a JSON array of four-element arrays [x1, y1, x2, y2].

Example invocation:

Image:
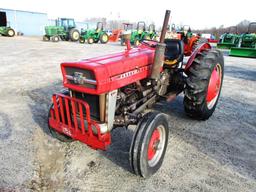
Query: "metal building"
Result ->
[[0, 8, 48, 36]]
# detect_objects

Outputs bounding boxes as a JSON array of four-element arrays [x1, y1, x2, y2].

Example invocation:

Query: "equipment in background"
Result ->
[[217, 26, 240, 49], [43, 18, 80, 42], [47, 10, 224, 178], [229, 22, 256, 58], [79, 22, 109, 44], [0, 11, 15, 37], [147, 24, 158, 40], [120, 21, 149, 46]]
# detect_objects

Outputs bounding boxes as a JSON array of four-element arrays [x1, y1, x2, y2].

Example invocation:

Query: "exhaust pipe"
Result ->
[[150, 10, 171, 80]]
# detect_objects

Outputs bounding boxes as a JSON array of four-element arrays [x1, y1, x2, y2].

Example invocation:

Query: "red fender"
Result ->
[[185, 43, 211, 71]]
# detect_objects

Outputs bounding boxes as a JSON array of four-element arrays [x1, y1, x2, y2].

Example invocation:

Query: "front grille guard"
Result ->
[[48, 93, 111, 150]]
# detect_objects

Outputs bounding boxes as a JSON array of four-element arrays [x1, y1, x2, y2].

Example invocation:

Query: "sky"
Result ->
[[0, 0, 255, 29]]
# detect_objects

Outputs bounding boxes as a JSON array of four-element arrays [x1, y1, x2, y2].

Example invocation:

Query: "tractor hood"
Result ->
[[61, 47, 155, 95]]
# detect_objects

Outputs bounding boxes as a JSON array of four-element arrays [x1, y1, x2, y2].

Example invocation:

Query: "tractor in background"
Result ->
[[120, 21, 149, 46], [43, 18, 80, 42], [47, 10, 224, 178], [79, 22, 109, 44], [147, 24, 158, 40], [0, 11, 15, 37], [217, 26, 240, 49], [230, 22, 256, 58]]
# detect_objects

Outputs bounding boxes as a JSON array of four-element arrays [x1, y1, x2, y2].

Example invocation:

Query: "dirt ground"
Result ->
[[0, 36, 255, 192]]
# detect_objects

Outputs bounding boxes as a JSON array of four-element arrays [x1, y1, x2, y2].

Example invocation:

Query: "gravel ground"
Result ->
[[0, 36, 255, 192]]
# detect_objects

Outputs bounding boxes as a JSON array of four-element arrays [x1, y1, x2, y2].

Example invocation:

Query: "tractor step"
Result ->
[[229, 47, 256, 58], [49, 93, 111, 150]]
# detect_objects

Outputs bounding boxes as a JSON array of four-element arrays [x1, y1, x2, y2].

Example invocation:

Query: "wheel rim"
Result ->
[[8, 30, 14, 36], [148, 125, 166, 167], [102, 34, 108, 42], [88, 38, 93, 44], [72, 31, 79, 40], [206, 63, 222, 109]]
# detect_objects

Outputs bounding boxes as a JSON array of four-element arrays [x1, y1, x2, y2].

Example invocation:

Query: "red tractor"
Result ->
[[48, 10, 224, 178]]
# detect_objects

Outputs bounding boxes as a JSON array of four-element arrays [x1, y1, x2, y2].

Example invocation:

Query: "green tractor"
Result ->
[[0, 11, 15, 37], [79, 22, 109, 44], [147, 24, 158, 40], [43, 18, 80, 42], [217, 26, 240, 49], [120, 21, 149, 46], [230, 22, 256, 58]]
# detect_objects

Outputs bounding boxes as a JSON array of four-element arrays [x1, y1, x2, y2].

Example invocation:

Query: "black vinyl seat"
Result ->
[[164, 39, 184, 64]]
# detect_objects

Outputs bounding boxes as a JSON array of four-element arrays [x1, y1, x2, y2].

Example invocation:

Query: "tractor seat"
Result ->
[[164, 39, 184, 65]]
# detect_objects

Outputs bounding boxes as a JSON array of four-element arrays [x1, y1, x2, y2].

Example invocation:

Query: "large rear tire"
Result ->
[[48, 90, 74, 142], [69, 28, 80, 41], [130, 112, 169, 178], [184, 49, 224, 120]]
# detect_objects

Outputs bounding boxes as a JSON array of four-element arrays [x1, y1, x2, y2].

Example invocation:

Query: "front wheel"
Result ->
[[184, 49, 224, 120], [130, 112, 169, 178], [87, 37, 94, 44]]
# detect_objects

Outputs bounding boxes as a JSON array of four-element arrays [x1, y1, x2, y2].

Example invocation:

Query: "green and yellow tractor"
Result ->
[[79, 22, 109, 44], [0, 11, 15, 37], [230, 22, 256, 58], [217, 26, 240, 49], [147, 24, 158, 40], [120, 21, 149, 46], [43, 18, 80, 42]]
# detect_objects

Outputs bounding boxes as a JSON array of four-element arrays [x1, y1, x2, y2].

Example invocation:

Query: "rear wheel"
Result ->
[[130, 112, 169, 178], [69, 28, 80, 41], [100, 33, 109, 43], [184, 49, 224, 120], [48, 90, 73, 142], [7, 28, 15, 37]]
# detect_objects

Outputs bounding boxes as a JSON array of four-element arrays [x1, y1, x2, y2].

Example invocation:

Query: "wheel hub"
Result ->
[[148, 129, 160, 160], [206, 63, 222, 109]]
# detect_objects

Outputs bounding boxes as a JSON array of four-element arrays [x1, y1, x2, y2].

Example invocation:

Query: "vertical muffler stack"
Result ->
[[150, 10, 171, 80]]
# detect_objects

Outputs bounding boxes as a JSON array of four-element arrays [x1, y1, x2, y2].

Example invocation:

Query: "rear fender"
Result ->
[[185, 43, 211, 71]]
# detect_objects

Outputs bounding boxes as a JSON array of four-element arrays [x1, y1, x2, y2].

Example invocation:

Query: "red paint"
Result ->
[[49, 93, 111, 150], [206, 66, 221, 103], [148, 129, 160, 160], [61, 47, 155, 95]]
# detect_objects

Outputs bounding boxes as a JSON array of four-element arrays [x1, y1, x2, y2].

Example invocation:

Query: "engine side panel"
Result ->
[[61, 47, 155, 95]]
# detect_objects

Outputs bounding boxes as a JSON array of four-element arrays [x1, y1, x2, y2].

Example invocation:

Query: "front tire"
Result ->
[[51, 35, 60, 42], [43, 35, 50, 41], [87, 37, 94, 44], [130, 112, 169, 178], [184, 49, 224, 120]]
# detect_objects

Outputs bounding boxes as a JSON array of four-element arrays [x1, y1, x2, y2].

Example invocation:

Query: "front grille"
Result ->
[[65, 67, 96, 89], [72, 91, 100, 121]]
